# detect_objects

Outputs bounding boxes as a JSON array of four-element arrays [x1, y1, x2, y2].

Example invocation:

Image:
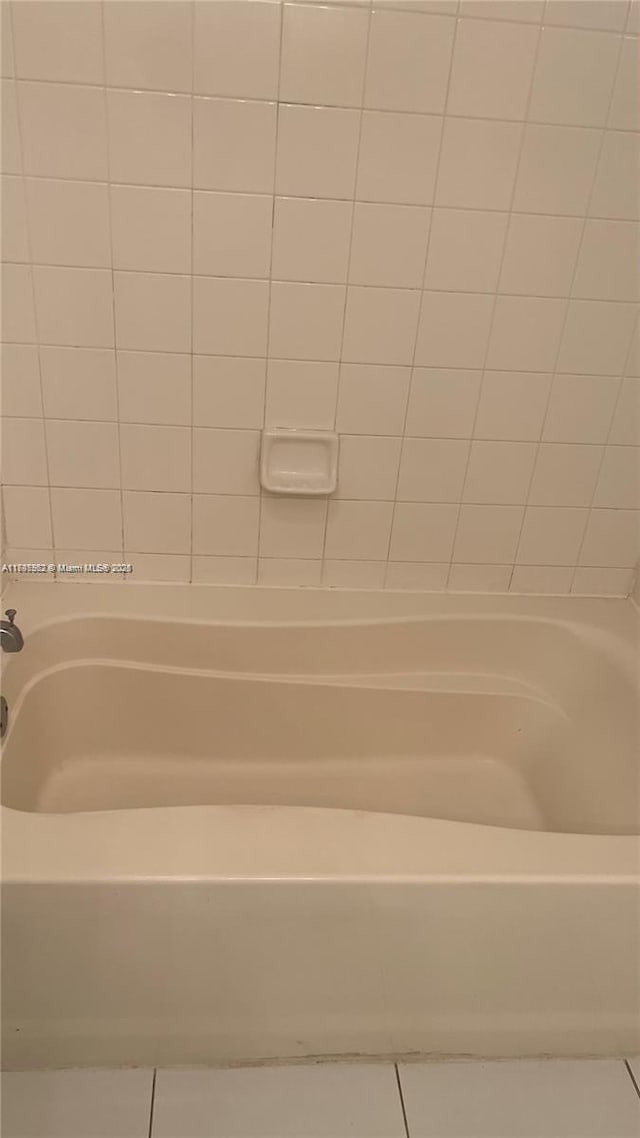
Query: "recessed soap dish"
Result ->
[[260, 429, 339, 496]]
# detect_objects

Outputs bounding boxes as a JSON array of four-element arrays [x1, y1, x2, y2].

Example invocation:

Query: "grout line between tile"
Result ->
[[188, 0, 195, 584], [257, 0, 286, 582], [394, 1063, 411, 1138], [99, 0, 125, 572], [147, 1068, 157, 1138], [624, 1058, 640, 1100], [320, 0, 374, 581], [8, 0, 55, 572]]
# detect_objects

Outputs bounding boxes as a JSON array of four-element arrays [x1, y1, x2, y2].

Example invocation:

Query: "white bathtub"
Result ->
[[1, 582, 639, 1069]]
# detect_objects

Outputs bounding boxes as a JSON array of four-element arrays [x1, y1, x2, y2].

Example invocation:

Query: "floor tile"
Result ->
[[152, 1062, 406, 1138], [399, 1059, 640, 1138], [0, 1069, 153, 1138]]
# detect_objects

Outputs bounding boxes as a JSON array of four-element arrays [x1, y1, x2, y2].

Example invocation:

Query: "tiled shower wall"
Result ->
[[1, 0, 638, 594]]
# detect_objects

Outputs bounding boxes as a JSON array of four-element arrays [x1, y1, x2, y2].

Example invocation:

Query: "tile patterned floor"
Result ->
[[1, 1058, 639, 1138]]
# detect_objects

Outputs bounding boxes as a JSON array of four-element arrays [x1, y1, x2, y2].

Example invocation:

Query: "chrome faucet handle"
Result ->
[[4, 609, 17, 624]]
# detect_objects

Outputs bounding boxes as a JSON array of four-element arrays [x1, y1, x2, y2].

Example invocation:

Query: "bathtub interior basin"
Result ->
[[2, 608, 638, 835]]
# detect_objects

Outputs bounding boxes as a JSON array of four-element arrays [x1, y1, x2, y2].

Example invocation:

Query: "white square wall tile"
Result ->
[[356, 111, 441, 206], [41, 347, 116, 421], [120, 425, 191, 493], [499, 215, 582, 297], [365, 9, 455, 113], [557, 301, 638, 375], [0, 1068, 153, 1138], [337, 436, 402, 500], [514, 123, 601, 215], [529, 443, 603, 506], [124, 491, 190, 555], [343, 287, 421, 366], [448, 563, 512, 592], [594, 445, 640, 509], [259, 558, 322, 586], [272, 197, 353, 284], [543, 374, 620, 443], [425, 209, 508, 293], [590, 132, 640, 221], [195, 0, 281, 100], [269, 283, 346, 361], [487, 297, 566, 372], [510, 564, 575, 593], [436, 118, 522, 210], [448, 17, 538, 120], [323, 560, 387, 588], [117, 351, 190, 427], [194, 192, 272, 279], [12, 1, 103, 84], [26, 179, 110, 269], [194, 97, 277, 193], [47, 421, 120, 489], [104, 0, 192, 92], [107, 90, 191, 188], [336, 365, 411, 435], [516, 505, 588, 564], [2, 175, 28, 262], [114, 272, 190, 354], [276, 104, 360, 199], [280, 2, 369, 107], [406, 369, 481, 438], [1, 6, 13, 79], [573, 220, 640, 303], [390, 501, 459, 561], [193, 494, 260, 556], [475, 372, 551, 441], [397, 438, 469, 502], [1, 344, 42, 418], [51, 488, 122, 550], [608, 35, 639, 130], [125, 554, 190, 583], [193, 429, 260, 495], [3, 486, 52, 548], [464, 441, 537, 504], [398, 1059, 640, 1138], [18, 81, 107, 181], [326, 500, 394, 560], [545, 1, 629, 31], [194, 356, 266, 429], [193, 277, 269, 356], [2, 79, 21, 175], [415, 293, 494, 369], [33, 267, 114, 349], [580, 508, 640, 567], [2, 418, 47, 485], [260, 497, 327, 558], [529, 26, 621, 126], [2, 264, 36, 343], [458, 1, 544, 24], [152, 1063, 406, 1138], [572, 566, 635, 595], [385, 561, 450, 590], [192, 556, 257, 584], [610, 378, 640, 445], [453, 504, 524, 563], [266, 360, 339, 429], [350, 204, 430, 289], [111, 186, 191, 275]]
